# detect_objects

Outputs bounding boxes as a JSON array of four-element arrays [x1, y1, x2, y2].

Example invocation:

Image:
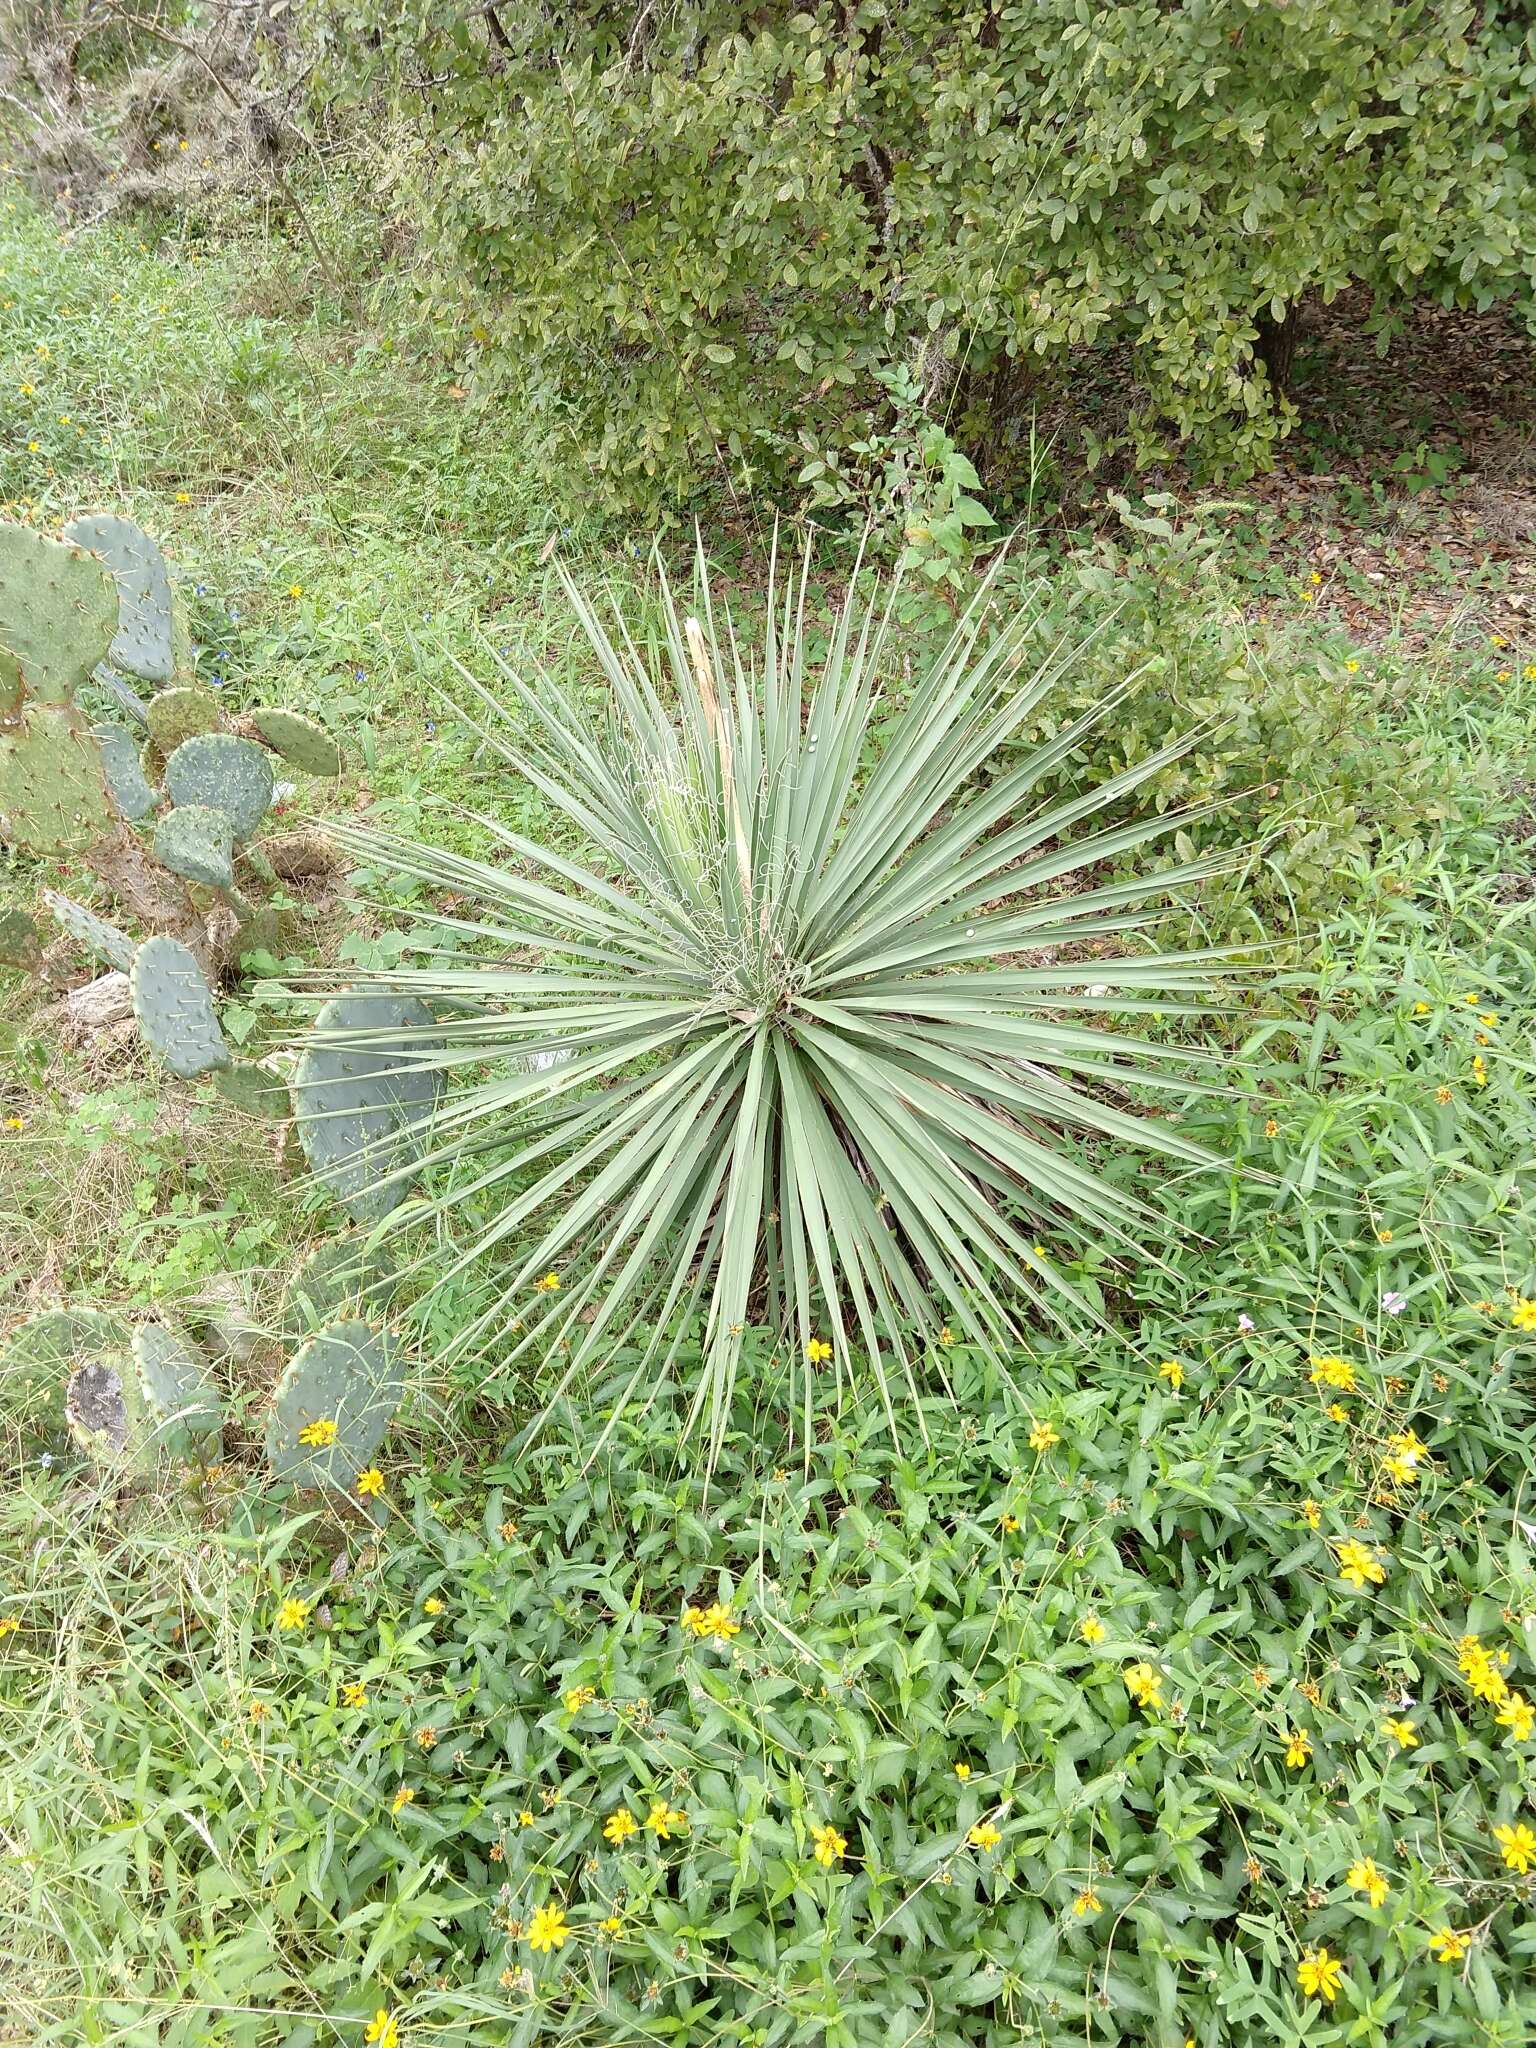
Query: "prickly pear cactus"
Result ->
[[146, 685, 224, 757], [0, 1305, 131, 1444], [94, 666, 151, 728], [164, 733, 273, 842], [43, 889, 137, 971], [0, 526, 117, 704], [131, 1322, 223, 1462], [92, 720, 157, 821], [130, 934, 231, 1079], [211, 1060, 290, 1118], [249, 708, 342, 778], [264, 1318, 403, 1492], [0, 702, 114, 855], [65, 1349, 145, 1466], [63, 513, 177, 686], [282, 1233, 396, 1341], [155, 803, 234, 889], [0, 645, 21, 716], [0, 904, 40, 969], [294, 992, 441, 1222]]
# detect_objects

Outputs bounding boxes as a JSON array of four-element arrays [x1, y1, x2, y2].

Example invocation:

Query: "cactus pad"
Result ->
[[130, 934, 231, 1079], [282, 1233, 396, 1340], [43, 888, 137, 971], [0, 645, 21, 716], [131, 1322, 223, 1461], [264, 1318, 403, 1489], [65, 1350, 145, 1464], [0, 525, 117, 703], [146, 685, 224, 755], [0, 1305, 130, 1442], [0, 702, 115, 855], [294, 992, 441, 1221], [212, 1060, 291, 1118], [64, 513, 177, 686], [92, 720, 158, 820], [92, 664, 151, 727], [249, 708, 342, 777], [155, 803, 234, 889], [164, 733, 273, 842], [0, 905, 40, 969]]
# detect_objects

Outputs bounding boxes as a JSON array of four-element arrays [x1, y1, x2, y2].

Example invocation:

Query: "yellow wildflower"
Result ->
[[298, 1417, 338, 1447], [1028, 1419, 1060, 1452], [809, 1820, 847, 1866], [1297, 1947, 1344, 2002], [563, 1684, 596, 1713], [276, 1597, 309, 1631], [954, 1762, 971, 1780], [1346, 1857, 1389, 1908], [1300, 1499, 1321, 1530], [805, 1336, 832, 1362], [527, 1903, 569, 1953], [998, 1511, 1020, 1533], [1124, 1662, 1162, 1708], [600, 1915, 623, 1934], [1511, 1297, 1536, 1333], [1494, 1822, 1536, 1873], [1327, 1401, 1349, 1423], [1309, 1355, 1355, 1392], [286, 582, 303, 599], [967, 1820, 1001, 1850], [0, 1617, 18, 1641], [517, 1809, 534, 1826], [356, 1467, 384, 1498], [1072, 1887, 1101, 1916], [363, 2011, 398, 2048], [1263, 1118, 1279, 1139], [1284, 1729, 1312, 1769], [391, 1786, 415, 1813], [603, 1806, 638, 1845], [342, 1680, 368, 1708], [1382, 1717, 1417, 1750], [1429, 1926, 1470, 1964], [1496, 1691, 1534, 1743], [423, 1597, 443, 1615], [645, 1800, 687, 1840], [1334, 1539, 1386, 1591], [700, 1601, 740, 1642], [415, 1726, 437, 1751], [1157, 1360, 1184, 1391], [1079, 1613, 1106, 1646]]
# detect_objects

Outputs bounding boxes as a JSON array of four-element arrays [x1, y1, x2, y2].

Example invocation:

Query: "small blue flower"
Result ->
[[425, 720, 437, 738], [194, 582, 207, 595]]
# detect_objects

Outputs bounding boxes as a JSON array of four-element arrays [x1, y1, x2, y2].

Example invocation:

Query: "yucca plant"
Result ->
[[321, 547, 1242, 1451]]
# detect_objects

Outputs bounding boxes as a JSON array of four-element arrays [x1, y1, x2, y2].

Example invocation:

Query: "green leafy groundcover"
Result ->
[[15, 1308, 1536, 2046]]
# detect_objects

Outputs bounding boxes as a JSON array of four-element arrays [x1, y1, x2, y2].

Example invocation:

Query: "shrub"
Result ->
[[318, 555, 1238, 1452], [305, 0, 1536, 515]]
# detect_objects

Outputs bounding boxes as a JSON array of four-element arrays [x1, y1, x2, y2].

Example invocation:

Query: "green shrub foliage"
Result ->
[[310, 0, 1536, 511]]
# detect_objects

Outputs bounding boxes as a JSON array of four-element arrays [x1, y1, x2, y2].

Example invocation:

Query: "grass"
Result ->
[[2, 175, 1536, 2046]]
